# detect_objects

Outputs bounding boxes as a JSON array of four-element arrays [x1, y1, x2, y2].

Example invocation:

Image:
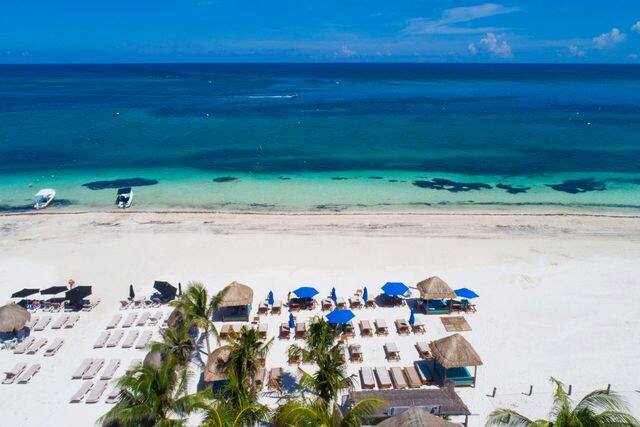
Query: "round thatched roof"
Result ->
[[377, 407, 462, 427], [204, 345, 232, 382], [417, 276, 455, 300], [144, 350, 163, 369], [218, 281, 253, 308], [429, 333, 482, 369], [166, 308, 184, 328], [0, 303, 30, 333]]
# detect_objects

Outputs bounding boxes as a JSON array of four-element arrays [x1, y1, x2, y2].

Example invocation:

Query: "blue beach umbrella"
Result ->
[[326, 309, 355, 325], [288, 313, 295, 329], [408, 310, 415, 326], [454, 288, 479, 299], [293, 286, 319, 299], [362, 287, 369, 302], [381, 282, 409, 297], [267, 291, 274, 305], [330, 287, 337, 302]]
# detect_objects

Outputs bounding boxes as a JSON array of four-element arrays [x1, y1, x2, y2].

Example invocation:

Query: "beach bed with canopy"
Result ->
[[288, 286, 319, 311], [417, 277, 455, 315], [218, 281, 253, 321], [429, 333, 482, 387], [380, 282, 409, 306]]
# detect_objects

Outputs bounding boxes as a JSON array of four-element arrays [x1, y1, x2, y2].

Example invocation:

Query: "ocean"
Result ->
[[1, 63, 640, 212]]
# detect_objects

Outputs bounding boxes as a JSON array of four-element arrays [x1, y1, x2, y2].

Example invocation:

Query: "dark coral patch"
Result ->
[[412, 178, 492, 192], [82, 178, 158, 190], [369, 176, 383, 180], [331, 177, 349, 180], [496, 183, 530, 194], [212, 176, 238, 183], [546, 178, 606, 194]]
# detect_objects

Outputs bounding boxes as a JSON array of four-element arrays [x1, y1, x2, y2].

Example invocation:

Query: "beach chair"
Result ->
[[82, 299, 100, 312], [395, 319, 410, 335], [321, 298, 333, 311], [70, 381, 93, 403], [83, 359, 105, 380], [34, 315, 52, 331], [135, 330, 153, 349], [258, 323, 268, 340], [411, 319, 426, 334], [258, 301, 269, 314], [404, 366, 422, 388], [64, 313, 80, 329], [51, 314, 70, 329], [119, 300, 131, 310], [279, 323, 290, 339], [3, 363, 27, 385], [384, 342, 400, 361], [343, 321, 356, 338], [106, 330, 124, 348], [374, 367, 392, 389], [349, 295, 362, 309], [415, 342, 431, 359], [136, 311, 150, 327], [414, 360, 436, 385], [254, 367, 266, 390], [268, 367, 283, 391], [149, 311, 164, 326], [25, 316, 38, 329], [360, 367, 376, 389], [295, 322, 307, 339], [126, 359, 142, 374], [390, 367, 408, 389], [105, 386, 121, 404], [13, 337, 35, 354], [17, 364, 40, 384], [374, 319, 388, 336], [44, 338, 64, 356], [220, 324, 234, 340], [365, 298, 376, 308], [122, 330, 139, 348], [100, 359, 121, 380], [271, 300, 282, 314], [349, 344, 363, 363], [94, 331, 111, 349], [336, 297, 347, 309], [359, 320, 373, 337], [122, 313, 137, 328], [72, 359, 93, 379], [26, 338, 47, 355], [86, 380, 108, 403], [106, 314, 122, 329]]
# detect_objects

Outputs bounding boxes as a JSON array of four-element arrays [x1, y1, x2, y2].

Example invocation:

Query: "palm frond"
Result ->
[[485, 409, 536, 427]]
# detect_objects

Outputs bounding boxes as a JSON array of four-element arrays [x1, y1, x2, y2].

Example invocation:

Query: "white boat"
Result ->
[[116, 187, 133, 209], [34, 189, 56, 210]]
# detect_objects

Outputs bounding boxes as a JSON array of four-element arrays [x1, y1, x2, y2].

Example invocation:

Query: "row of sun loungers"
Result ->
[[70, 379, 109, 403], [120, 298, 161, 310], [115, 311, 163, 328], [257, 300, 282, 315], [72, 358, 121, 380], [3, 363, 40, 384], [360, 363, 434, 390], [33, 316, 52, 331], [94, 329, 153, 349]]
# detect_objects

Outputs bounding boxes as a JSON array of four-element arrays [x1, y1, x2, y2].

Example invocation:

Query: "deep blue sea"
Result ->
[[1, 63, 640, 212]]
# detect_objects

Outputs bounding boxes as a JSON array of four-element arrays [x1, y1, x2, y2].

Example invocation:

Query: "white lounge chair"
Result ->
[[44, 338, 64, 356], [94, 331, 110, 349], [34, 316, 52, 331], [135, 330, 153, 349], [404, 366, 422, 388], [25, 316, 38, 329], [70, 381, 93, 403], [122, 313, 137, 328], [360, 367, 376, 389], [375, 367, 392, 389], [106, 330, 124, 347], [3, 363, 27, 385], [122, 330, 139, 348], [64, 314, 80, 329], [82, 359, 105, 380], [135, 311, 150, 327], [86, 380, 108, 403], [126, 359, 142, 374], [72, 359, 93, 379], [17, 364, 40, 384], [390, 366, 407, 389], [106, 314, 122, 329], [51, 314, 70, 329], [105, 386, 120, 404], [374, 319, 388, 335], [384, 342, 400, 361], [26, 338, 47, 355], [149, 311, 164, 325], [13, 337, 35, 354], [82, 298, 100, 312], [100, 359, 121, 380]]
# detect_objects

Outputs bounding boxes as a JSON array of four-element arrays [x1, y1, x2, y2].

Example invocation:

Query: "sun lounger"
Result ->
[[271, 300, 282, 314], [105, 386, 121, 404], [51, 314, 70, 329], [416, 342, 431, 359], [258, 301, 269, 314], [44, 338, 64, 356], [93, 331, 111, 349], [135, 330, 153, 349], [279, 323, 290, 339], [106, 314, 122, 329], [375, 367, 392, 389], [122, 313, 137, 328], [26, 338, 47, 355], [321, 298, 333, 311], [384, 342, 400, 361], [268, 367, 283, 390], [349, 344, 363, 363], [17, 364, 40, 384], [149, 311, 164, 325], [82, 298, 100, 312], [70, 381, 93, 403], [84, 381, 109, 403], [336, 297, 346, 308], [126, 359, 142, 374], [72, 359, 93, 379], [136, 311, 150, 327], [295, 322, 306, 339], [254, 367, 266, 389], [100, 359, 121, 380], [83, 359, 105, 380], [13, 337, 35, 354], [122, 330, 139, 348], [106, 330, 124, 347], [220, 324, 234, 339], [414, 360, 436, 385], [34, 315, 52, 331], [395, 319, 410, 335], [359, 320, 373, 337], [64, 313, 80, 328], [25, 316, 38, 329], [411, 319, 426, 334], [360, 367, 376, 389], [3, 363, 27, 385], [404, 366, 422, 388], [258, 323, 268, 339], [374, 319, 388, 335], [120, 300, 131, 310], [390, 367, 407, 389]]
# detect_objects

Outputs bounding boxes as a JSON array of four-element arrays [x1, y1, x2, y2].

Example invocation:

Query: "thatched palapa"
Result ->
[[377, 407, 462, 427], [429, 333, 482, 369], [417, 276, 455, 300], [144, 350, 163, 369], [218, 281, 253, 307], [0, 303, 31, 333], [204, 345, 232, 383], [166, 308, 184, 328]]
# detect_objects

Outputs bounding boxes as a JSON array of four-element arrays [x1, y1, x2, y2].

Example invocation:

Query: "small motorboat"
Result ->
[[34, 189, 56, 210], [116, 187, 133, 209]]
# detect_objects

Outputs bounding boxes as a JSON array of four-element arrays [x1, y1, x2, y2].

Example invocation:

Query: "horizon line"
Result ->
[[0, 61, 639, 66]]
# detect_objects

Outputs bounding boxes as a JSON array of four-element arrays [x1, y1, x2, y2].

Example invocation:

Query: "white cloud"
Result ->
[[593, 28, 626, 49], [568, 44, 586, 57], [471, 32, 513, 57], [336, 45, 356, 57], [632, 21, 640, 32], [629, 53, 639, 60], [403, 3, 518, 35], [467, 43, 478, 55]]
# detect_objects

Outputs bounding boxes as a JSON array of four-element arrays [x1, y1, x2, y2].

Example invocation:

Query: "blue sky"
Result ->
[[1, 0, 639, 63]]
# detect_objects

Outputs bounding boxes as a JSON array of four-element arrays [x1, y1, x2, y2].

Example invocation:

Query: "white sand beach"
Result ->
[[1, 210, 639, 426]]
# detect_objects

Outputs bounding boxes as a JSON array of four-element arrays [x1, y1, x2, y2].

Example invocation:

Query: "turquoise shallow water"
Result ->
[[1, 63, 640, 212]]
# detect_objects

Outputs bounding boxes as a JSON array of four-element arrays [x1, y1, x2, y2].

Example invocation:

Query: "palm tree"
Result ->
[[171, 282, 225, 355], [226, 325, 273, 392], [272, 397, 384, 427], [148, 325, 195, 396], [486, 377, 640, 426], [99, 360, 201, 427]]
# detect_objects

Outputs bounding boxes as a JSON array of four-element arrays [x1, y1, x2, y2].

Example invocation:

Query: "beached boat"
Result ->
[[34, 189, 55, 210], [116, 187, 133, 209]]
